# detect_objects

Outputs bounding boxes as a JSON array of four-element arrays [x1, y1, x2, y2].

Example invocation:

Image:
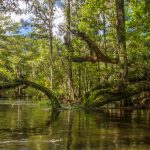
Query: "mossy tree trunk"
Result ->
[[85, 81, 150, 108], [0, 79, 61, 110]]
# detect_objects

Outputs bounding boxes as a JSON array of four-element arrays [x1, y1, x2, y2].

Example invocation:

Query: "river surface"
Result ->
[[0, 100, 150, 150]]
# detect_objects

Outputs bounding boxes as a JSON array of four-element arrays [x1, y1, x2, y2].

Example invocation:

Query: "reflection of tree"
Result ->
[[0, 103, 53, 140], [66, 111, 73, 150], [46, 110, 60, 126], [0, 102, 63, 150], [1, 105, 150, 150], [17, 100, 23, 128]]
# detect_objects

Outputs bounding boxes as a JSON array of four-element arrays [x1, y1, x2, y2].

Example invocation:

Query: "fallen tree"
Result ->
[[1, 78, 149, 109], [67, 28, 150, 108], [85, 81, 150, 107], [0, 79, 61, 109]]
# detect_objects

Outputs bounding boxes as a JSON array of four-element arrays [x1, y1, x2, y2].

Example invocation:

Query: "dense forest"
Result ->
[[0, 0, 150, 109]]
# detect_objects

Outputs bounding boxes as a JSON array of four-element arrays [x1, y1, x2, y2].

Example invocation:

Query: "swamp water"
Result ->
[[0, 100, 150, 150]]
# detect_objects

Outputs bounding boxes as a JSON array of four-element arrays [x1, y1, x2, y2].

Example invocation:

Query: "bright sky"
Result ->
[[10, 1, 64, 35], [10, 1, 30, 22]]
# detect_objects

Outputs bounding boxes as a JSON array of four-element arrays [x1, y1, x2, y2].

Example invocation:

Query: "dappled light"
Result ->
[[0, 0, 150, 149]]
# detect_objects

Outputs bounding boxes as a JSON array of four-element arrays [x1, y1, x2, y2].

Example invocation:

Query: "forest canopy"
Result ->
[[0, 0, 150, 109]]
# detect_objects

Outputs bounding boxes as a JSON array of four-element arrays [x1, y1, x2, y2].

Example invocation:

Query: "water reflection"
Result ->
[[0, 100, 150, 150]]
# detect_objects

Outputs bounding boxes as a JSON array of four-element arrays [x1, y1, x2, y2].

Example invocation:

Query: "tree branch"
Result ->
[[69, 28, 119, 64], [71, 56, 118, 64]]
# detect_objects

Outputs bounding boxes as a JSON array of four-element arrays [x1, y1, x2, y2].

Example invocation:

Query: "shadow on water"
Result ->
[[0, 100, 150, 150]]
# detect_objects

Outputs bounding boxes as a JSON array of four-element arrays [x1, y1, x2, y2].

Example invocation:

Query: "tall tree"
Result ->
[[116, 0, 128, 83], [48, 0, 54, 90], [29, 0, 55, 89], [65, 0, 74, 100]]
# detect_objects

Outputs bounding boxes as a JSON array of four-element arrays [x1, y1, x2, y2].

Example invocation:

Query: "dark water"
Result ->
[[0, 100, 150, 150]]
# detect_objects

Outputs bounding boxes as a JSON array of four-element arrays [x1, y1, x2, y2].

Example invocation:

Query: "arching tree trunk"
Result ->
[[0, 79, 61, 110], [85, 81, 150, 108]]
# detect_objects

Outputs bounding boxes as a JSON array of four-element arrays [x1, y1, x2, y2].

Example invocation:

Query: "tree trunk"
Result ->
[[0, 79, 61, 109], [48, 0, 54, 90], [116, 0, 132, 106], [66, 0, 74, 100], [85, 81, 150, 108], [116, 0, 128, 82]]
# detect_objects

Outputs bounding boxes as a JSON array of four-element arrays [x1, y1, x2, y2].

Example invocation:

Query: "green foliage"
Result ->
[[0, 0, 149, 106]]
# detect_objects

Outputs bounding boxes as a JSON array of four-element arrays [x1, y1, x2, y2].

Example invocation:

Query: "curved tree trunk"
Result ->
[[1, 80, 150, 109], [85, 81, 150, 108], [0, 79, 61, 110]]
